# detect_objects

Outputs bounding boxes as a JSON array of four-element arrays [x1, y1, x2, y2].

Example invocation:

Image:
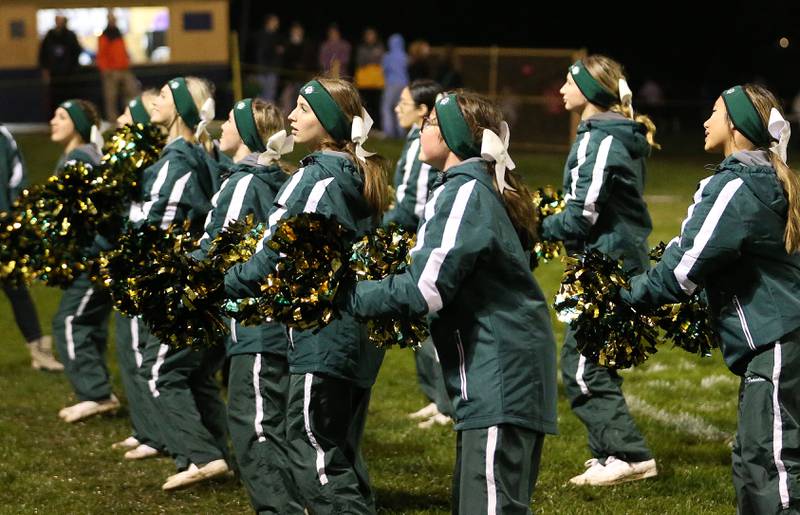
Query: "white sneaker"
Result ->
[[408, 402, 441, 420], [162, 460, 230, 491], [112, 436, 140, 450], [59, 395, 120, 423], [124, 444, 160, 460], [583, 456, 658, 486], [569, 458, 606, 485], [417, 412, 452, 429]]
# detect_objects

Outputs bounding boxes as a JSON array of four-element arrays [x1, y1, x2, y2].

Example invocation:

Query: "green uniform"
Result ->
[[132, 136, 228, 470], [382, 126, 451, 418], [225, 151, 383, 513], [622, 150, 800, 513], [51, 145, 115, 402], [0, 124, 44, 345], [349, 158, 558, 513], [197, 154, 300, 512], [541, 112, 653, 463]]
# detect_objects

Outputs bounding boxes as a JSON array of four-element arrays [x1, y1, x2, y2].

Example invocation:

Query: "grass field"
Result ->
[[0, 133, 740, 514]]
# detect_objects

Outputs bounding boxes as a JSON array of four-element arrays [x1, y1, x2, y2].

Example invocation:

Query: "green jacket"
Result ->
[[622, 150, 800, 374], [383, 126, 438, 231], [541, 112, 653, 273], [349, 158, 558, 433], [0, 125, 27, 212], [128, 137, 218, 236], [194, 154, 290, 357], [225, 151, 384, 387], [58, 144, 102, 170]]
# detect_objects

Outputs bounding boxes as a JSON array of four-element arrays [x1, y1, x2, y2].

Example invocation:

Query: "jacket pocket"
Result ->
[[732, 295, 756, 351], [454, 330, 469, 401]]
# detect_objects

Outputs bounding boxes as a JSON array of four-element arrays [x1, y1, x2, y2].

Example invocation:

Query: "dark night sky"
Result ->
[[230, 0, 800, 103]]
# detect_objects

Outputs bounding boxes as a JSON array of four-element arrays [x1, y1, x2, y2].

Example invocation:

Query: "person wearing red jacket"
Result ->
[[96, 12, 139, 120]]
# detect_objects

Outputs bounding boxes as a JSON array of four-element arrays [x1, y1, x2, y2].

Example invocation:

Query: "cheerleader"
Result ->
[[0, 124, 62, 371], [343, 90, 558, 514], [224, 78, 389, 512], [49, 99, 118, 423], [541, 55, 658, 485], [196, 98, 300, 511], [620, 84, 800, 514], [128, 77, 230, 489], [108, 90, 169, 459], [383, 79, 453, 427]]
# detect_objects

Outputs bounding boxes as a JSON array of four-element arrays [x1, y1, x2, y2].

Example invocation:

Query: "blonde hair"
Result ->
[[314, 77, 390, 218], [743, 83, 800, 253], [183, 76, 215, 153], [583, 55, 660, 150], [454, 90, 538, 250], [251, 98, 291, 174]]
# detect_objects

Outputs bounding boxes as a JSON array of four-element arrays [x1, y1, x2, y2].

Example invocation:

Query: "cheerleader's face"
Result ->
[[116, 106, 133, 128], [560, 73, 587, 113], [288, 96, 328, 146], [50, 107, 77, 144], [219, 109, 242, 153], [150, 84, 178, 125], [395, 87, 427, 130], [703, 96, 735, 154], [419, 111, 448, 169]]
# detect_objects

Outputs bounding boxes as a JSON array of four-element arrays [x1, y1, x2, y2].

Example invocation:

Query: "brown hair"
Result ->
[[73, 99, 100, 142], [454, 90, 538, 249], [251, 97, 292, 174], [314, 77, 390, 218], [742, 83, 800, 253], [583, 55, 660, 150]]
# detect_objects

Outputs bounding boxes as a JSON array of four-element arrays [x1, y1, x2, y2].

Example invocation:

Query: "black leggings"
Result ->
[[2, 282, 42, 342]]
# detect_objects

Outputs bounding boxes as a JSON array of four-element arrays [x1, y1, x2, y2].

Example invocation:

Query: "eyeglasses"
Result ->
[[396, 100, 416, 109], [421, 116, 439, 131]]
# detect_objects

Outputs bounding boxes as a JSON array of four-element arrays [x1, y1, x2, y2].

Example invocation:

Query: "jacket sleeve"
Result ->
[[349, 179, 490, 319], [620, 173, 747, 308], [224, 166, 350, 298], [541, 130, 616, 242], [141, 158, 213, 232]]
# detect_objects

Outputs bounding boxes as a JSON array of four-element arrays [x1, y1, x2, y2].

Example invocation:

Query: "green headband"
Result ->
[[299, 80, 350, 141], [569, 60, 617, 108], [434, 93, 481, 159], [233, 98, 266, 153], [721, 85, 772, 147], [167, 77, 201, 129], [60, 100, 93, 142], [128, 96, 150, 125]]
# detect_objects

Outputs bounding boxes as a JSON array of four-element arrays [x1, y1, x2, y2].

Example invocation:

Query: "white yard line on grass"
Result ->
[[627, 394, 732, 442]]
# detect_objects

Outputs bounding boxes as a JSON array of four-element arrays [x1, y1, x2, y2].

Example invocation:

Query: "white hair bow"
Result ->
[[194, 98, 216, 140], [257, 130, 295, 166], [618, 78, 634, 118], [351, 108, 376, 163], [481, 121, 516, 194], [89, 125, 104, 153], [768, 107, 791, 163]]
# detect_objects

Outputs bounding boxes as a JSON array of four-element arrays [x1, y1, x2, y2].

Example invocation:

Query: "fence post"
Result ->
[[230, 31, 243, 101]]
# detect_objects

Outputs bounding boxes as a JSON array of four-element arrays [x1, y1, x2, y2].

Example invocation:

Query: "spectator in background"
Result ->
[[381, 33, 408, 138], [355, 28, 385, 131], [435, 45, 463, 90], [319, 24, 351, 78], [254, 14, 284, 102], [38, 14, 83, 112], [97, 11, 140, 121], [279, 22, 317, 115], [407, 40, 433, 81]]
